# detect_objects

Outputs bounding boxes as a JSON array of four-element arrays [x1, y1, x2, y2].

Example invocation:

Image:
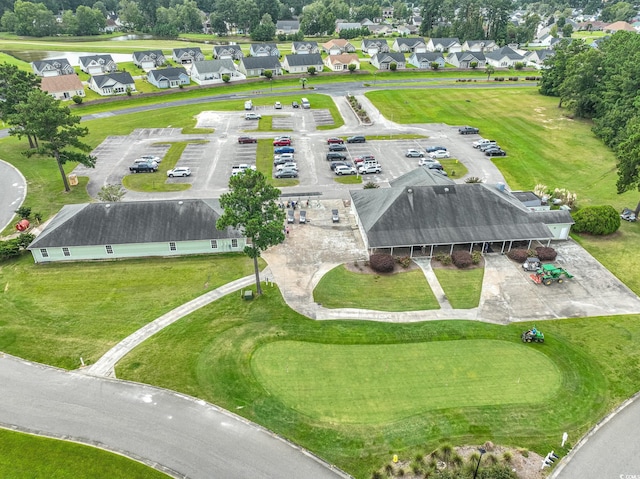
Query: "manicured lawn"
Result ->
[[433, 267, 484, 309], [0, 428, 169, 478], [439, 158, 469, 179], [334, 175, 362, 184], [313, 264, 439, 311], [0, 253, 260, 369]]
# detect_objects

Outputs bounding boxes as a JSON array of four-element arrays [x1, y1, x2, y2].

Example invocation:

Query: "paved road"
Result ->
[[0, 354, 347, 479], [0, 159, 27, 232]]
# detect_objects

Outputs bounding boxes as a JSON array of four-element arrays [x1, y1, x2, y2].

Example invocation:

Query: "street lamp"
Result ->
[[472, 448, 486, 479]]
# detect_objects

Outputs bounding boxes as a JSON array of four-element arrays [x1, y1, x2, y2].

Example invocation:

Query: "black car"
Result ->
[[328, 143, 347, 151], [129, 161, 157, 173], [326, 152, 347, 161], [346, 135, 366, 143], [292, 101, 299, 108], [485, 148, 507, 157], [424, 162, 444, 171], [330, 161, 352, 170], [425, 146, 447, 153], [459, 126, 479, 135]]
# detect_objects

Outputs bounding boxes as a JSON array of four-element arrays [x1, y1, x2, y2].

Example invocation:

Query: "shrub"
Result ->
[[363, 181, 379, 189], [396, 256, 411, 268], [434, 253, 452, 265], [369, 253, 395, 273], [15, 206, 32, 219], [508, 76, 519, 81], [72, 95, 83, 104], [502, 451, 513, 462], [572, 205, 621, 235], [535, 246, 557, 261], [465, 176, 483, 183], [507, 248, 529, 263], [222, 74, 230, 83], [451, 250, 473, 268], [471, 250, 482, 264], [514, 62, 525, 70]]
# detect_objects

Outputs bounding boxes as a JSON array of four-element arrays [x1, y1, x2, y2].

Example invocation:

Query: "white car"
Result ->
[[274, 101, 282, 109], [429, 150, 451, 159], [276, 162, 298, 171], [167, 167, 191, 177], [418, 157, 441, 166], [358, 164, 381, 174], [405, 149, 424, 158], [138, 154, 161, 163], [245, 112, 261, 120], [334, 165, 356, 176]]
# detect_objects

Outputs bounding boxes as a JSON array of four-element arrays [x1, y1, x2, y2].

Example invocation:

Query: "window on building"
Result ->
[[105, 245, 114, 254], [40, 249, 49, 258], [231, 239, 238, 248], [62, 247, 70, 257], [210, 240, 218, 249], [169, 242, 177, 251]]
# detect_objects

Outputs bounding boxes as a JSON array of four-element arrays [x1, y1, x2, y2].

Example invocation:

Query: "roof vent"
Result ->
[[444, 187, 449, 193], [105, 204, 110, 208], [407, 188, 413, 194], [496, 182, 506, 192], [178, 201, 184, 205]]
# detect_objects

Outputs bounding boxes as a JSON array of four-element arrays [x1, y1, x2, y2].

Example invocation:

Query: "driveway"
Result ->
[[0, 159, 27, 232]]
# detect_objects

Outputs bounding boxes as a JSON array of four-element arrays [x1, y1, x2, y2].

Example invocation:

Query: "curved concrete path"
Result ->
[[0, 159, 27, 232]]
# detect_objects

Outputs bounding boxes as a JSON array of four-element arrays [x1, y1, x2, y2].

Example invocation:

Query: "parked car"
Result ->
[[406, 149, 424, 158], [167, 167, 191, 177], [418, 157, 441, 166], [328, 143, 347, 151], [459, 126, 479, 135], [473, 138, 497, 149], [424, 162, 444, 171], [276, 162, 297, 171], [332, 209, 339, 223], [292, 101, 299, 108], [287, 210, 295, 223], [330, 161, 352, 171], [245, 112, 261, 120], [334, 165, 356, 175], [326, 152, 347, 161], [273, 138, 291, 146], [238, 136, 257, 144], [231, 164, 257, 175], [429, 150, 451, 159], [299, 210, 307, 224], [479, 143, 499, 152], [621, 208, 637, 222], [358, 164, 381, 174], [274, 153, 295, 165], [274, 146, 294, 154], [353, 155, 375, 164], [425, 146, 447, 153], [133, 158, 158, 167], [129, 161, 157, 173], [274, 101, 282, 109], [274, 135, 291, 141], [347, 135, 366, 143], [485, 148, 507, 157], [327, 137, 344, 144], [138, 154, 161, 164], [275, 168, 298, 179]]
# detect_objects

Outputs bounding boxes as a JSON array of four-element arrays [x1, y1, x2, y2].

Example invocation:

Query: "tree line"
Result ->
[[539, 32, 640, 204]]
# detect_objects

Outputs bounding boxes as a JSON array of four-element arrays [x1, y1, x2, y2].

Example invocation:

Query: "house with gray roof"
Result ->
[[132, 50, 166, 70], [79, 54, 117, 75], [426, 37, 462, 53], [276, 20, 300, 34], [362, 39, 390, 56], [461, 40, 498, 53], [249, 43, 279, 57], [147, 67, 189, 89], [447, 51, 486, 68], [350, 169, 573, 256], [238, 56, 282, 77], [190, 59, 245, 85], [28, 199, 247, 263], [485, 46, 525, 68], [336, 22, 362, 33], [172, 47, 205, 64], [371, 52, 406, 70], [408, 52, 445, 69], [213, 44, 244, 60], [525, 49, 554, 68], [282, 53, 323, 74], [88, 72, 136, 96], [291, 41, 319, 54], [31, 58, 74, 77], [392, 37, 427, 53]]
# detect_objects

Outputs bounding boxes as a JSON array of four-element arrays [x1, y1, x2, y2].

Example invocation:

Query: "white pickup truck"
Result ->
[[231, 164, 257, 176], [473, 138, 497, 149]]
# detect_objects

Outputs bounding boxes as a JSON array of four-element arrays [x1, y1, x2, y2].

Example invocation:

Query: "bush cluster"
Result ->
[[434, 253, 452, 265], [451, 250, 473, 268], [506, 248, 529, 263], [471, 250, 482, 264], [395, 256, 411, 268], [0, 233, 34, 261], [508, 76, 519, 81], [455, 78, 478, 82], [494, 77, 505, 81], [535, 246, 557, 261], [525, 76, 542, 81], [572, 205, 621, 235], [369, 253, 395, 273]]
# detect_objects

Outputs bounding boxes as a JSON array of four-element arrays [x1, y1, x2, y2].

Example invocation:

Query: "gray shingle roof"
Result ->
[[148, 67, 187, 82], [373, 52, 406, 64], [79, 54, 115, 68], [363, 39, 389, 48], [395, 37, 426, 47], [448, 52, 486, 61], [486, 46, 524, 61], [29, 199, 243, 249], [412, 52, 445, 62], [390, 167, 454, 188], [241, 56, 281, 69], [213, 45, 242, 55], [284, 53, 323, 67], [132, 50, 164, 62], [192, 59, 236, 74], [91, 72, 135, 88], [32, 58, 73, 72]]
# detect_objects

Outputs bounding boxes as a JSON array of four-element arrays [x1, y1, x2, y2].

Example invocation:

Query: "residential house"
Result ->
[[525, 49, 554, 68], [282, 53, 324, 74], [249, 43, 280, 57], [213, 44, 244, 60], [362, 39, 390, 56], [27, 199, 247, 264], [172, 47, 205, 64], [392, 37, 427, 53], [40, 74, 85, 100], [291, 41, 319, 55], [446, 51, 486, 68], [382, 6, 394, 19], [132, 50, 166, 71], [324, 54, 360, 72], [349, 169, 574, 257], [485, 46, 526, 68], [322, 39, 356, 55], [461, 40, 498, 52], [238, 56, 283, 77], [604, 20, 636, 32], [371, 52, 406, 70], [576, 20, 607, 31], [191, 59, 245, 85], [367, 24, 393, 36], [276, 20, 300, 34], [31, 58, 75, 77], [426, 37, 462, 53], [336, 22, 362, 34], [147, 67, 190, 89], [529, 33, 560, 48], [88, 72, 136, 96], [408, 52, 445, 69], [409, 15, 422, 27], [79, 54, 117, 75]]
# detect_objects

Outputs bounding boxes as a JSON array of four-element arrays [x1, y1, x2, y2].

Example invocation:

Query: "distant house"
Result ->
[[367, 24, 393, 36], [172, 48, 205, 64], [79, 54, 117, 75], [147, 67, 189, 89], [282, 53, 324, 74], [408, 52, 445, 69], [191, 59, 245, 85], [485, 46, 525, 68], [410, 15, 422, 26], [525, 49, 554, 68], [40, 74, 85, 100], [447, 51, 486, 68], [276, 20, 300, 34], [238, 56, 283, 77], [336, 22, 362, 33], [324, 54, 360, 72], [461, 40, 498, 52], [426, 37, 462, 53], [371, 52, 406, 70], [249, 43, 279, 57], [382, 5, 394, 19], [530, 33, 560, 48], [604, 20, 636, 32], [88, 72, 136, 96], [322, 39, 356, 55], [576, 21, 607, 31], [392, 37, 427, 53], [362, 39, 390, 56], [213, 44, 244, 60], [291, 41, 319, 54], [132, 50, 166, 70], [31, 58, 74, 77], [27, 199, 247, 264]]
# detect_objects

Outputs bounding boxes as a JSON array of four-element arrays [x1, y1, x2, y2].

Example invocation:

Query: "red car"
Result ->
[[354, 155, 375, 164], [327, 137, 344, 144], [238, 136, 257, 144], [273, 138, 292, 146]]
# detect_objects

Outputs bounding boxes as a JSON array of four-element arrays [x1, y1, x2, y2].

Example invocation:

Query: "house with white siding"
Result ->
[[282, 54, 324, 74], [132, 50, 166, 70], [461, 40, 498, 53], [172, 47, 205, 64], [392, 37, 427, 53], [191, 59, 245, 84], [213, 45, 244, 60], [40, 74, 85, 100], [426, 37, 462, 53], [249, 43, 280, 57], [362, 39, 390, 56], [322, 39, 356, 55], [238, 56, 283, 77], [32, 58, 75, 77], [408, 52, 445, 69], [291, 41, 319, 54], [323, 54, 360, 72], [79, 54, 117, 75], [447, 51, 486, 68], [88, 72, 136, 96], [485, 46, 526, 68], [147, 67, 190, 88], [371, 52, 406, 70], [276, 20, 300, 34]]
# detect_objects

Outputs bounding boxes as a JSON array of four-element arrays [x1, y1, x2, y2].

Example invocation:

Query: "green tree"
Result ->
[[558, 47, 603, 118], [562, 23, 573, 38], [118, 0, 144, 31], [485, 64, 495, 80], [75, 5, 106, 35], [307, 66, 316, 75], [176, 0, 204, 33], [538, 39, 588, 102], [256, 0, 280, 23], [97, 184, 126, 202], [0, 63, 40, 146], [216, 170, 285, 295], [61, 10, 78, 34], [263, 69, 273, 79], [209, 12, 228, 35], [615, 117, 640, 198], [251, 13, 276, 41], [300, 1, 335, 36], [419, 0, 441, 36], [348, 63, 356, 73], [601, 1, 636, 22]]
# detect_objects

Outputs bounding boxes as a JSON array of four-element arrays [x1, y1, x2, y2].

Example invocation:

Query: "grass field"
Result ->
[[433, 267, 484, 309], [0, 428, 170, 479], [313, 265, 439, 311]]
